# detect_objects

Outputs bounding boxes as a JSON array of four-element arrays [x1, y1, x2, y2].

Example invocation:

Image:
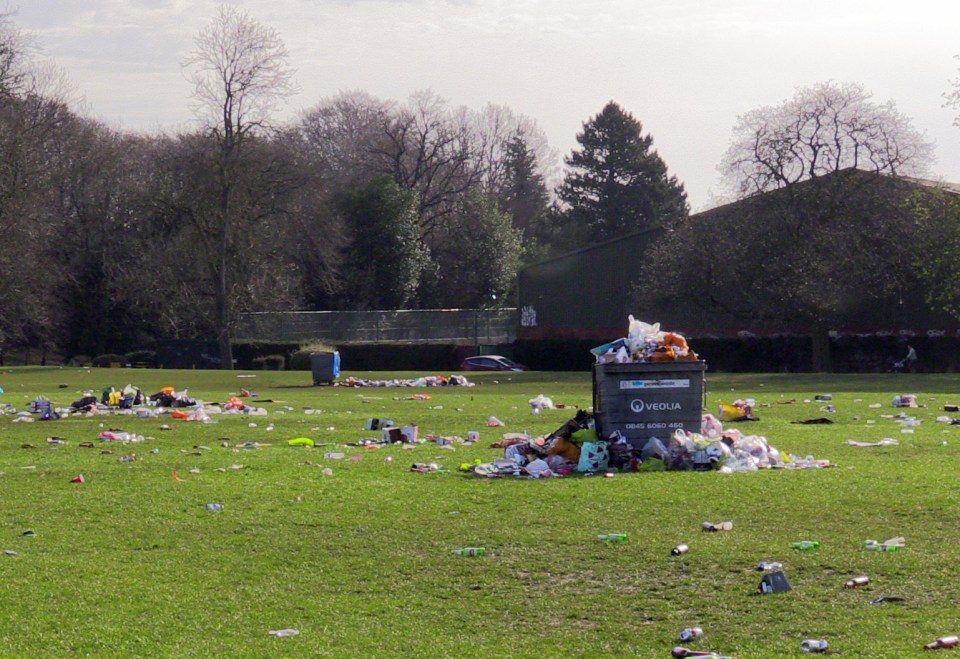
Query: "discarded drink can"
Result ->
[[756, 561, 783, 571], [597, 533, 628, 542], [801, 639, 829, 653], [925, 635, 959, 650], [679, 627, 703, 642], [453, 547, 486, 557], [205, 503, 224, 511], [814, 394, 832, 401], [845, 575, 870, 589], [671, 544, 689, 556]]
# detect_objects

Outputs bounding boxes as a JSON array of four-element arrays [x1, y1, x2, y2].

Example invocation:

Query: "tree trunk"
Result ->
[[810, 322, 832, 372], [216, 247, 233, 370]]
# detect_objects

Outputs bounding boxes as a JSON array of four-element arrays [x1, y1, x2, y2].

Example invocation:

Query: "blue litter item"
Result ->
[[590, 338, 627, 357]]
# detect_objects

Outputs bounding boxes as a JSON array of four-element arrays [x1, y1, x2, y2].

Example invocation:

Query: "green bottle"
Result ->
[[792, 540, 820, 550], [454, 547, 486, 557], [598, 533, 629, 542]]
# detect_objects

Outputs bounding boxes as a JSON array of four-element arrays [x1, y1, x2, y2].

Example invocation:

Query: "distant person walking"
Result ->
[[904, 344, 918, 373]]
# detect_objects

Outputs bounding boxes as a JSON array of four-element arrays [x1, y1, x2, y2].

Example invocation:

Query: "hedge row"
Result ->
[[130, 334, 960, 373]]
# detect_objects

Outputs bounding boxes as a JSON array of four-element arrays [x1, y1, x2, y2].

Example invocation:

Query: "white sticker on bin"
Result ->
[[619, 379, 691, 390]]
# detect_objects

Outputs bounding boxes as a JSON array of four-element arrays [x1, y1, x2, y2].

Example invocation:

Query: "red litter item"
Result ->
[[70, 474, 85, 483], [845, 575, 870, 589], [925, 636, 960, 650], [171, 410, 189, 419]]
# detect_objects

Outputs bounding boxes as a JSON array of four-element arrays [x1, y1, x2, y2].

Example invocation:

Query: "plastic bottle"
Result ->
[[269, 628, 300, 637], [679, 627, 704, 642], [793, 540, 820, 550], [598, 533, 629, 542], [672, 648, 734, 658], [925, 636, 959, 650], [756, 561, 783, 571], [453, 547, 486, 557], [323, 452, 345, 459], [801, 639, 829, 653], [205, 503, 224, 511], [845, 575, 870, 589], [672, 544, 689, 556], [865, 538, 902, 552]]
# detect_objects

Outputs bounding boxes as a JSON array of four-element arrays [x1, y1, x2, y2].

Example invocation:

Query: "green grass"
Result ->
[[0, 367, 959, 657]]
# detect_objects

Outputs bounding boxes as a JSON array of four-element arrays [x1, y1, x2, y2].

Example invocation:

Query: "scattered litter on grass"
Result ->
[[925, 636, 959, 650], [288, 438, 315, 447], [759, 570, 791, 594], [268, 629, 299, 637], [793, 540, 819, 550], [410, 463, 444, 473], [800, 639, 828, 653], [701, 521, 733, 532], [70, 474, 85, 483], [529, 394, 554, 414], [338, 375, 473, 388], [847, 439, 900, 447], [4, 550, 16, 556], [206, 503, 224, 511], [865, 537, 904, 552]]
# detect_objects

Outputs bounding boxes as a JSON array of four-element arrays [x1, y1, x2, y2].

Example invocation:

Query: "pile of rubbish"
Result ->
[[470, 410, 829, 478], [592, 316, 699, 364], [6, 386, 269, 423], [337, 375, 473, 388]]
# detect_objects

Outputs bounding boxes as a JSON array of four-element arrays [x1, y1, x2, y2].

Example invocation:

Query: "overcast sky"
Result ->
[[9, 0, 960, 210]]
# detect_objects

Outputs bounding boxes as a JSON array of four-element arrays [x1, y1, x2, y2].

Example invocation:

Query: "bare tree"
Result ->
[[369, 90, 480, 239], [646, 81, 936, 371], [298, 90, 395, 189], [181, 4, 298, 368], [722, 81, 932, 198]]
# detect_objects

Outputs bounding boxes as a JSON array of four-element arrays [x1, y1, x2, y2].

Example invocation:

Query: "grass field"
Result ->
[[1, 366, 959, 657]]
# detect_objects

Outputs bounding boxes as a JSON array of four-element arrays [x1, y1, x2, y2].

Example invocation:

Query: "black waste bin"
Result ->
[[593, 360, 706, 448], [310, 351, 340, 385]]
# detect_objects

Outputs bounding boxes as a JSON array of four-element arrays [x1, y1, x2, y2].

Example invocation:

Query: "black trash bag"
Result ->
[[71, 395, 98, 410], [149, 392, 175, 407], [548, 409, 594, 441]]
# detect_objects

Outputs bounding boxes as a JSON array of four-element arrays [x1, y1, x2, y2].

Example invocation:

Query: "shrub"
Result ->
[[299, 342, 337, 354], [252, 354, 286, 370], [68, 355, 92, 367], [288, 350, 312, 371], [92, 353, 127, 368], [124, 350, 158, 367]]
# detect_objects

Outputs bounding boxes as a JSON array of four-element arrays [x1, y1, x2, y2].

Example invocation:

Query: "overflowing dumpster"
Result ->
[[592, 360, 706, 448]]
